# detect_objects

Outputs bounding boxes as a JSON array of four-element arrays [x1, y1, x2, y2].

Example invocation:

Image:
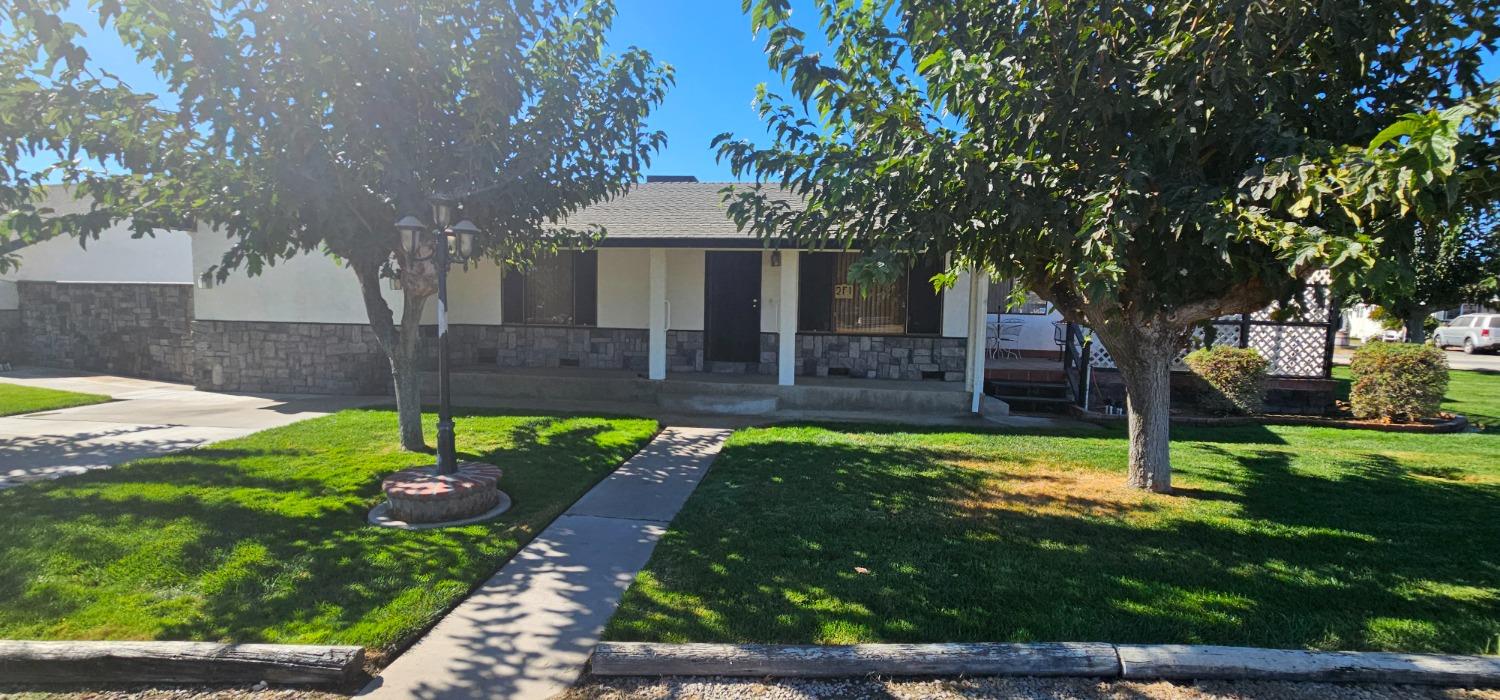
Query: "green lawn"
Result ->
[[605, 420, 1500, 653], [1333, 364, 1500, 431], [1443, 368, 1500, 431], [0, 408, 658, 654], [0, 381, 111, 417]]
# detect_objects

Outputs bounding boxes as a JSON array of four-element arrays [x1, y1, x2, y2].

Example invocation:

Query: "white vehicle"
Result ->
[[1432, 314, 1500, 354]]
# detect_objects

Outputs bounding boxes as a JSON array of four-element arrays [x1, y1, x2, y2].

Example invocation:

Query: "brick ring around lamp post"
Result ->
[[368, 462, 512, 530], [367, 193, 511, 530]]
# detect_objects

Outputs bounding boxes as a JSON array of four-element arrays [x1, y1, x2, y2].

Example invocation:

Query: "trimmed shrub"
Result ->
[[1184, 346, 1270, 415], [1349, 342, 1449, 422]]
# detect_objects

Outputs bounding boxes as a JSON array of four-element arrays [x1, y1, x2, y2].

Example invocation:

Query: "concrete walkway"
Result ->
[[0, 367, 375, 489], [362, 426, 732, 700]]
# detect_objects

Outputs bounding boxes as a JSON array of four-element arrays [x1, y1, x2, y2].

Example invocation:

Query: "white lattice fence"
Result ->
[[1088, 321, 1246, 371], [1083, 281, 1334, 379]]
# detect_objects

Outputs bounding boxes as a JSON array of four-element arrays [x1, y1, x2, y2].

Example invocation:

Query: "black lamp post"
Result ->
[[396, 194, 479, 476]]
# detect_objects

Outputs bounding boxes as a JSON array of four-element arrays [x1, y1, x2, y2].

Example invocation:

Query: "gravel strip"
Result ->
[[7, 676, 1500, 699], [563, 675, 1500, 700]]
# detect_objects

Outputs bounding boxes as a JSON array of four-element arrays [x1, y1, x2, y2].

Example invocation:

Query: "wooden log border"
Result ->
[[0, 640, 365, 686], [592, 642, 1500, 688], [1117, 644, 1500, 687], [591, 642, 1118, 679]]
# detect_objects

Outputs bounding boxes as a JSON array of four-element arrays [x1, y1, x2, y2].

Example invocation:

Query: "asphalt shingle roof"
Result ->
[[564, 182, 802, 239]]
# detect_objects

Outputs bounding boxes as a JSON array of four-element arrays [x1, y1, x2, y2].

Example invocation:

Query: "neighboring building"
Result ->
[[0, 187, 195, 374], [1342, 301, 1500, 344]]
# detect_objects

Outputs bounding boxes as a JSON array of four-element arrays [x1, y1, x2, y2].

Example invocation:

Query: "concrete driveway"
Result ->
[[0, 367, 379, 489]]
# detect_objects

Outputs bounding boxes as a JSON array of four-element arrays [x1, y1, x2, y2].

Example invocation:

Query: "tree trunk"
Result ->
[[1094, 323, 1180, 493], [352, 259, 429, 452], [1120, 346, 1174, 493], [1404, 308, 1429, 345]]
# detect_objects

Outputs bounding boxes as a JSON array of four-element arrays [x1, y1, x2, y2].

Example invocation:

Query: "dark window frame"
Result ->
[[501, 250, 598, 327], [797, 251, 945, 336]]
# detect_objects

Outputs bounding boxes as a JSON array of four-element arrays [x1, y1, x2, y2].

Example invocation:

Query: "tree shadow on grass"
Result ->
[[607, 429, 1500, 654], [0, 410, 658, 652], [772, 419, 1291, 447]]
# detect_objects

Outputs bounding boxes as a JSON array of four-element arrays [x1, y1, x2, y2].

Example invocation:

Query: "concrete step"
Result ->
[[992, 394, 1075, 415], [432, 369, 656, 404], [429, 370, 971, 418], [987, 380, 1070, 399], [657, 394, 779, 416]]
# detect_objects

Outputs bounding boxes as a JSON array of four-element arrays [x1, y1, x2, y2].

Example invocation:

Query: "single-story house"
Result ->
[[187, 178, 996, 415]]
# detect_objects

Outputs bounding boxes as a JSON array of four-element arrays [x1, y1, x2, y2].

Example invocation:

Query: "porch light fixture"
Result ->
[[450, 219, 479, 259], [429, 192, 458, 229], [393, 194, 481, 476], [396, 216, 427, 255]]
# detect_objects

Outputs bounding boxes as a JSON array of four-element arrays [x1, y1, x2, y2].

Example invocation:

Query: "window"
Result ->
[[990, 279, 1051, 315], [798, 252, 943, 335], [1488, 317, 1500, 328], [502, 251, 597, 326]]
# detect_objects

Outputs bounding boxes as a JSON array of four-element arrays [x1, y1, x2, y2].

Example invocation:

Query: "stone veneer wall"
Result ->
[[0, 310, 20, 364], [191, 320, 969, 394], [796, 333, 967, 380], [193, 320, 390, 394], [667, 331, 779, 375], [434, 325, 650, 372], [17, 281, 194, 381], [665, 330, 966, 380]]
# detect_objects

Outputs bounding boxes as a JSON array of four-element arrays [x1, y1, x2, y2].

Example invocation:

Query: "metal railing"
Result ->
[[1060, 322, 1092, 409]]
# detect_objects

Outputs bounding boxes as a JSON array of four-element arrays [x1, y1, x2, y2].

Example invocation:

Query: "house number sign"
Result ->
[[834, 283, 855, 300]]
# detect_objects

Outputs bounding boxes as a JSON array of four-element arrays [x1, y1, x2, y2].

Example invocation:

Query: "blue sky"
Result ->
[[34, 0, 814, 183], [609, 0, 819, 182], [24, 1, 1500, 183]]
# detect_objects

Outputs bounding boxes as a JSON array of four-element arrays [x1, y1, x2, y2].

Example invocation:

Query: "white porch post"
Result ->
[[777, 250, 799, 386], [648, 248, 667, 380], [965, 268, 990, 413]]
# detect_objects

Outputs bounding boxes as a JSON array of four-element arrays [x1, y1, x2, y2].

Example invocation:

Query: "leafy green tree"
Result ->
[[717, 0, 1496, 491], [1357, 215, 1499, 343], [1, 0, 671, 450]]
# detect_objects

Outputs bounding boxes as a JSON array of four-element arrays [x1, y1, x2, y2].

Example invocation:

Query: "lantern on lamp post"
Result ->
[[395, 194, 478, 475]]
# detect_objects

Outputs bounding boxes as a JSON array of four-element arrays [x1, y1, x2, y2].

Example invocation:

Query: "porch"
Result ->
[[422, 365, 987, 420], [983, 310, 1342, 415]]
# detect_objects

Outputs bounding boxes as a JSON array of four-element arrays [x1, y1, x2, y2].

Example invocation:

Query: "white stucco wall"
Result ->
[[664, 249, 707, 331], [989, 310, 1066, 353], [190, 237, 979, 342], [191, 229, 406, 324], [939, 270, 973, 338], [598, 248, 650, 328], [1, 187, 193, 284], [433, 260, 505, 325]]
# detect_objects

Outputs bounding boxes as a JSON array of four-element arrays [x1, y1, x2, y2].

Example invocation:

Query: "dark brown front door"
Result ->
[[704, 251, 762, 363]]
